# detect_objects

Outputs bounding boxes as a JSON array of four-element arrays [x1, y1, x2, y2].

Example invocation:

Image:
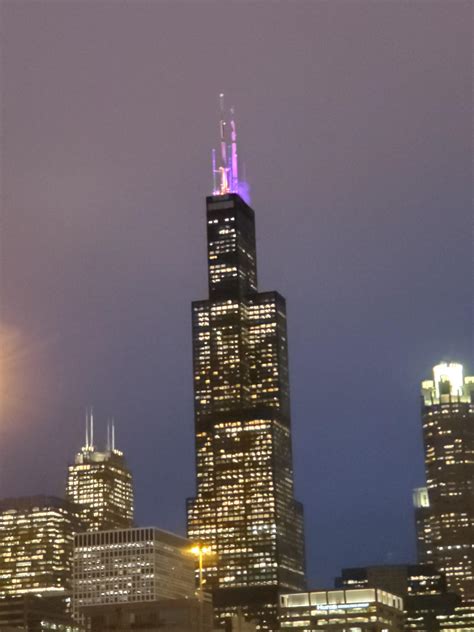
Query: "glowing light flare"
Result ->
[[433, 362, 464, 397], [190, 544, 213, 557], [0, 322, 55, 425]]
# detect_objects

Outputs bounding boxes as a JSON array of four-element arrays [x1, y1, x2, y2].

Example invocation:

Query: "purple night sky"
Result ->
[[1, 2, 472, 586]]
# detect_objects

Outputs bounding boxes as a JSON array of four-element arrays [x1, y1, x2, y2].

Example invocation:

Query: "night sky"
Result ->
[[1, 2, 472, 587]]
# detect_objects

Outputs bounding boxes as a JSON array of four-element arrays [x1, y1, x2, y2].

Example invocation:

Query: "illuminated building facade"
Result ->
[[0, 496, 81, 598], [72, 527, 195, 618], [279, 588, 404, 631], [413, 487, 433, 565], [437, 604, 474, 630], [418, 363, 474, 602], [66, 413, 134, 532], [336, 564, 461, 632], [187, 100, 305, 629]]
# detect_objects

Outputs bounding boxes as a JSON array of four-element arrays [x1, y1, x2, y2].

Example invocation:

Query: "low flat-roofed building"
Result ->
[[279, 588, 404, 631], [83, 597, 213, 632], [73, 527, 195, 620], [0, 595, 82, 632], [224, 614, 258, 632]]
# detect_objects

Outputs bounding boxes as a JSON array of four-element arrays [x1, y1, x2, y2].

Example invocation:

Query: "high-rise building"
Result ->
[[279, 588, 404, 631], [186, 98, 306, 630], [417, 362, 474, 602], [66, 411, 134, 531], [72, 527, 195, 619], [0, 496, 81, 598]]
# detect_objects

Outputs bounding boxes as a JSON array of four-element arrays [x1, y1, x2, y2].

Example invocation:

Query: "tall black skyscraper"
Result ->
[[187, 98, 306, 630]]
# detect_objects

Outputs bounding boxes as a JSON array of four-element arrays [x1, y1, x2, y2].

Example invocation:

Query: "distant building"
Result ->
[[418, 363, 474, 601], [413, 487, 432, 564], [279, 588, 404, 631], [72, 527, 195, 620], [83, 598, 214, 632], [0, 496, 81, 598], [82, 599, 258, 632], [336, 563, 449, 596], [66, 412, 134, 531], [0, 595, 81, 632], [225, 615, 258, 632], [336, 564, 461, 632]]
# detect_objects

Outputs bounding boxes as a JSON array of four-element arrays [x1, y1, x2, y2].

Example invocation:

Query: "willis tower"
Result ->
[[187, 96, 306, 630]]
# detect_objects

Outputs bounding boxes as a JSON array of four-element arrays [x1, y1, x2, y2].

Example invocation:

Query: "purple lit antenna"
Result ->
[[212, 94, 250, 202], [212, 148, 217, 194], [230, 108, 239, 193], [218, 93, 229, 194]]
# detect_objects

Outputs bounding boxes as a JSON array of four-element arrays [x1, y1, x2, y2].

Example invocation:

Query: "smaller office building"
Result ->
[[279, 588, 404, 632], [73, 527, 195, 619]]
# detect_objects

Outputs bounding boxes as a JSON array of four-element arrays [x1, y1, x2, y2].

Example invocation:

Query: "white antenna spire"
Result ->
[[90, 407, 94, 449], [106, 419, 111, 452], [230, 105, 238, 192], [85, 408, 89, 449], [111, 418, 116, 451]]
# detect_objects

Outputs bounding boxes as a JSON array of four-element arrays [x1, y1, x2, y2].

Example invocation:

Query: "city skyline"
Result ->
[[1, 1, 471, 589]]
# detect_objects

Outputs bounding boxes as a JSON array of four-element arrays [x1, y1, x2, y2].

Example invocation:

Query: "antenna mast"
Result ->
[[85, 408, 89, 449], [111, 418, 116, 451], [106, 419, 111, 452], [213, 93, 241, 197], [230, 107, 238, 193], [89, 407, 94, 449]]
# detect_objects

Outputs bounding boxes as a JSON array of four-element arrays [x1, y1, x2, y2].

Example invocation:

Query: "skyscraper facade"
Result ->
[[66, 413, 134, 532], [418, 362, 474, 602], [187, 100, 306, 630], [0, 496, 81, 598]]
